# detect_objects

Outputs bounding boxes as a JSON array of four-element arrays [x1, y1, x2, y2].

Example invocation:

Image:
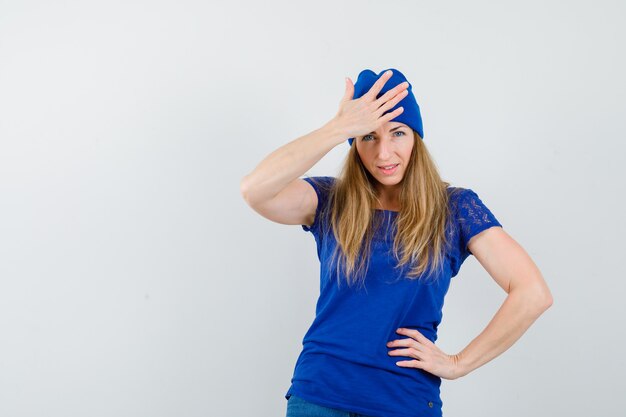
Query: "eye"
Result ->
[[361, 131, 405, 141]]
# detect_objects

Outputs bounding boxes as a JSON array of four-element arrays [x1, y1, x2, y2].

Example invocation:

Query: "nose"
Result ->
[[376, 138, 392, 160]]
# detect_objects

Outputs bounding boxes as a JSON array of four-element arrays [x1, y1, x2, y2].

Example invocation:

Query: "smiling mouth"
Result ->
[[378, 164, 399, 175]]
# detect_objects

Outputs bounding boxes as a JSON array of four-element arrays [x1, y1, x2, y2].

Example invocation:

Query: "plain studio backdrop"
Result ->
[[0, 0, 624, 416]]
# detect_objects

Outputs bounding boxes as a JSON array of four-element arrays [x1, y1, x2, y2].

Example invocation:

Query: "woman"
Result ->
[[240, 68, 553, 417]]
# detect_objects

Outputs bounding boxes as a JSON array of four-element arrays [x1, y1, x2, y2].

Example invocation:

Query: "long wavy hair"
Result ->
[[311, 130, 461, 290]]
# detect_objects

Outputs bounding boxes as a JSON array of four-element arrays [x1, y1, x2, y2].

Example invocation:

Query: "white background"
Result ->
[[1, 1, 624, 416]]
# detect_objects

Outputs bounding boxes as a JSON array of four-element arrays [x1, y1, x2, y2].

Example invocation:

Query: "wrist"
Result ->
[[452, 352, 470, 379], [321, 118, 349, 146]]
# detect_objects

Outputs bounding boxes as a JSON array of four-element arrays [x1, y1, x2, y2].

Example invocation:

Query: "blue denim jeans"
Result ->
[[286, 394, 377, 417]]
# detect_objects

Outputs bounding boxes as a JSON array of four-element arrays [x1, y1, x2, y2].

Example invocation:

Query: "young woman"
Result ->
[[240, 68, 553, 417]]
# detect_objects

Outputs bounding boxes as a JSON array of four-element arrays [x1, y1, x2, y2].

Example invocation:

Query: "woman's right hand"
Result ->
[[330, 70, 410, 142]]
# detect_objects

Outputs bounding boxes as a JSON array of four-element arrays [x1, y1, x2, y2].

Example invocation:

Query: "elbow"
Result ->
[[240, 175, 252, 203], [510, 272, 553, 313], [541, 293, 554, 310], [537, 282, 554, 311], [240, 175, 272, 209], [533, 289, 553, 314], [512, 284, 553, 315]]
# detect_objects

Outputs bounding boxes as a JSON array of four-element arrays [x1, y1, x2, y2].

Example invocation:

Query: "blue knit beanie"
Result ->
[[347, 68, 424, 146]]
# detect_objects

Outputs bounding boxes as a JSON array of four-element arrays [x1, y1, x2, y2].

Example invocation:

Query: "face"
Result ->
[[355, 121, 414, 195]]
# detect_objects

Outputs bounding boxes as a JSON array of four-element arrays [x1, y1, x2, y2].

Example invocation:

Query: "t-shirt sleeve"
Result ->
[[457, 188, 503, 257], [447, 187, 504, 277], [300, 176, 336, 234]]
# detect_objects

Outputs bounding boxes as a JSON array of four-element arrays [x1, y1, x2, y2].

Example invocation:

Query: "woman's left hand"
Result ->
[[387, 328, 463, 380]]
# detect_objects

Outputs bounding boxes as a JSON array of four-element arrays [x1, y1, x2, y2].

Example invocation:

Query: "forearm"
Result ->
[[454, 288, 551, 378], [240, 119, 346, 206]]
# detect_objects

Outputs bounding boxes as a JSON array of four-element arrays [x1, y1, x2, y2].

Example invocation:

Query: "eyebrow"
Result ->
[[367, 126, 406, 135]]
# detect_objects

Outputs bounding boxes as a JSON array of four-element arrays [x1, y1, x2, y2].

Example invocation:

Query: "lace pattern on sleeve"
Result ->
[[457, 189, 503, 255]]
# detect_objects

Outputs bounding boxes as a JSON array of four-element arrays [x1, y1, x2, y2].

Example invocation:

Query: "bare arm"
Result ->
[[240, 70, 408, 214], [239, 120, 346, 207], [453, 227, 554, 377], [387, 227, 553, 380]]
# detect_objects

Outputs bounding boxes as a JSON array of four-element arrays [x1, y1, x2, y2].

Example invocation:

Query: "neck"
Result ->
[[375, 183, 401, 209]]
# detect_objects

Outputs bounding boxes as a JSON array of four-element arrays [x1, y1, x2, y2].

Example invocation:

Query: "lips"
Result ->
[[378, 163, 399, 175], [377, 164, 399, 169]]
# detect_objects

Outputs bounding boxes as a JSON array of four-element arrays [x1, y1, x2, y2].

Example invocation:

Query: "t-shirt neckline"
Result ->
[[374, 209, 399, 214]]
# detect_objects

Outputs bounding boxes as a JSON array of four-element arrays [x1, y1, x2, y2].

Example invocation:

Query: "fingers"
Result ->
[[395, 327, 430, 344], [364, 69, 395, 100], [388, 347, 424, 361], [376, 89, 408, 117], [387, 336, 423, 365], [341, 77, 354, 103], [379, 106, 404, 124], [375, 81, 409, 109], [387, 330, 458, 379], [395, 359, 425, 369], [387, 336, 423, 351]]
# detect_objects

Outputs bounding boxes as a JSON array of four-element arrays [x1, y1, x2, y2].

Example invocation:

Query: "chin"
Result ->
[[374, 174, 403, 185]]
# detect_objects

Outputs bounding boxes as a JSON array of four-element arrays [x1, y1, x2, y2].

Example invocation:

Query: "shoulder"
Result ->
[[301, 175, 338, 206], [445, 185, 502, 234], [302, 176, 338, 199], [300, 176, 337, 234], [446, 186, 473, 209], [446, 186, 486, 205], [302, 176, 337, 188]]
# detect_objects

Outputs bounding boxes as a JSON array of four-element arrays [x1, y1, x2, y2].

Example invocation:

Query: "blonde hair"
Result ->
[[311, 131, 459, 290]]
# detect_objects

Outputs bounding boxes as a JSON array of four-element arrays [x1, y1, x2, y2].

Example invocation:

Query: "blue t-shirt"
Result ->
[[284, 176, 504, 417]]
